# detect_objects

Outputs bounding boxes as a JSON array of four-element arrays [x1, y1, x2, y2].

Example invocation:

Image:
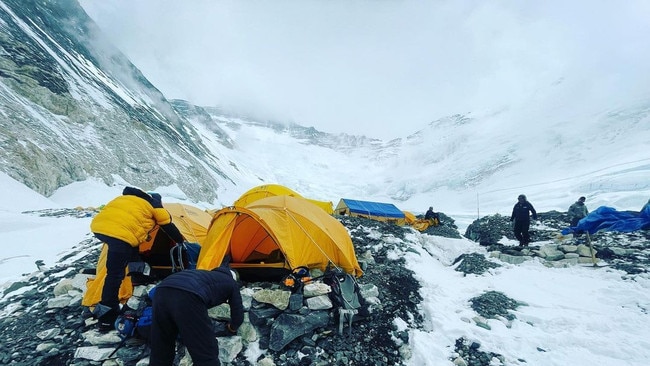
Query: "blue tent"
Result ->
[[335, 198, 405, 225], [562, 205, 650, 235]]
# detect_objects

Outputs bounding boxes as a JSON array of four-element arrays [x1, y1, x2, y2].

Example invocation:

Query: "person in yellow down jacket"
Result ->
[[90, 186, 184, 330]]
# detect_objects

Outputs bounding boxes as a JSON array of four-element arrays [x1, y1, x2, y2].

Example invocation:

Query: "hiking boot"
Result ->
[[97, 321, 114, 333], [93, 303, 118, 331]]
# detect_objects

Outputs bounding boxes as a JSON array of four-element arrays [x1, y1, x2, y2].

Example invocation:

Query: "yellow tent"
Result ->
[[197, 195, 362, 280], [82, 203, 213, 307], [233, 184, 334, 214]]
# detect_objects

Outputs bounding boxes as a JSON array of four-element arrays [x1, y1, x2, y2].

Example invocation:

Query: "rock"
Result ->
[[288, 292, 303, 311], [217, 335, 243, 364], [269, 312, 329, 351], [36, 328, 60, 340], [73, 346, 115, 361], [305, 295, 333, 310], [453, 253, 501, 275], [252, 289, 291, 310], [303, 282, 331, 297], [208, 303, 231, 320]]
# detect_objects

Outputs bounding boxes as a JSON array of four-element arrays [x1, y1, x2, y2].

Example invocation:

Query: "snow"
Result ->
[[2, 171, 650, 365]]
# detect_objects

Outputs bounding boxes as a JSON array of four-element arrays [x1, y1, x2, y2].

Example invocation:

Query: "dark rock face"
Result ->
[[464, 211, 569, 245], [464, 210, 650, 274], [453, 253, 501, 275], [469, 291, 520, 321], [0, 0, 227, 201], [269, 312, 329, 351], [453, 337, 505, 366], [420, 212, 463, 239]]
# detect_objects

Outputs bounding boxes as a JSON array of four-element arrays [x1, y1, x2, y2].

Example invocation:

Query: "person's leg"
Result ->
[[174, 292, 221, 366], [97, 242, 137, 328], [101, 246, 131, 310], [150, 288, 179, 366], [522, 221, 531, 245], [571, 218, 583, 237], [513, 221, 524, 244]]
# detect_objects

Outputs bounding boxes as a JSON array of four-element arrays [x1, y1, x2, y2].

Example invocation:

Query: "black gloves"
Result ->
[[161, 222, 184, 243]]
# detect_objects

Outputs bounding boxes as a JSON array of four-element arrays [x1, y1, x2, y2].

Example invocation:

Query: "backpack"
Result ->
[[113, 306, 153, 342], [134, 306, 153, 342], [170, 242, 202, 272], [323, 268, 362, 310]]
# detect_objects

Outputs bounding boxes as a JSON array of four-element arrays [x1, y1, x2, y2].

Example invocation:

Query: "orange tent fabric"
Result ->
[[197, 195, 362, 277]]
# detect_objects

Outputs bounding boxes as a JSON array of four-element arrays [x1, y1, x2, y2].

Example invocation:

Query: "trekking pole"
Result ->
[[107, 338, 127, 359]]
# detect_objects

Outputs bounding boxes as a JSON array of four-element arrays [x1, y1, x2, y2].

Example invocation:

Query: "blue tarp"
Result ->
[[562, 205, 650, 235], [339, 199, 405, 219]]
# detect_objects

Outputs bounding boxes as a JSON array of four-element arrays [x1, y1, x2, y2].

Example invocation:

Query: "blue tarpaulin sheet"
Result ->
[[562, 205, 650, 235], [340, 199, 404, 218]]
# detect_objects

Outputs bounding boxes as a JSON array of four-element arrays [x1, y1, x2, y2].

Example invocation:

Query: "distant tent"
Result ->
[[233, 184, 334, 214], [82, 203, 213, 307], [197, 195, 362, 281], [335, 198, 406, 226]]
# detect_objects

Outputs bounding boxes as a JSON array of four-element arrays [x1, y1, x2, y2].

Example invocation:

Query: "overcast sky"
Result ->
[[79, 0, 650, 139]]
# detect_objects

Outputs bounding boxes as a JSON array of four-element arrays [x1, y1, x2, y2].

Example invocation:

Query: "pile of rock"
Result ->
[[463, 211, 650, 271]]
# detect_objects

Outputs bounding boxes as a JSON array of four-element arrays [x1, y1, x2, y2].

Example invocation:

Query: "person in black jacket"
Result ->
[[510, 194, 538, 246], [149, 266, 244, 366], [424, 206, 440, 225]]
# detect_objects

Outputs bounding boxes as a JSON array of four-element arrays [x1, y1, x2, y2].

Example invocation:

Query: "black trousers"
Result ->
[[513, 220, 531, 245], [100, 239, 139, 310], [570, 217, 585, 236], [149, 287, 220, 366]]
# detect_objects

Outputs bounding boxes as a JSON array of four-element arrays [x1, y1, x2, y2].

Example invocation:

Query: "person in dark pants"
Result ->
[[90, 187, 184, 329], [510, 194, 538, 246], [149, 267, 244, 366], [568, 196, 589, 237]]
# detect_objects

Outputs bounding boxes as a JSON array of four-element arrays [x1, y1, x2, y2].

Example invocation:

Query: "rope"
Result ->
[[284, 208, 343, 274]]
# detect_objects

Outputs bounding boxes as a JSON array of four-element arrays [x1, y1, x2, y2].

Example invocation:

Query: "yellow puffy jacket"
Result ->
[[91, 194, 172, 247]]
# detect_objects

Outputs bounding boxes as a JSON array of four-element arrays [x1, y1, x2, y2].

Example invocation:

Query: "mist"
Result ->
[[79, 0, 650, 139]]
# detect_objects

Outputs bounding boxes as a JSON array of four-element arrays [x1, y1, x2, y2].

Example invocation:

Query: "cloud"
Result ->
[[80, 0, 650, 139]]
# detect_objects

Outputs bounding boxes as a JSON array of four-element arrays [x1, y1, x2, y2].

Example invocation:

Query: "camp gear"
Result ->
[[402, 211, 416, 225], [282, 266, 312, 292], [412, 217, 439, 232], [197, 195, 363, 281], [127, 261, 153, 285], [127, 261, 151, 276], [114, 310, 138, 339], [169, 241, 201, 272], [335, 198, 406, 225], [338, 308, 356, 336], [562, 205, 650, 236], [114, 306, 153, 341], [323, 267, 363, 336]]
